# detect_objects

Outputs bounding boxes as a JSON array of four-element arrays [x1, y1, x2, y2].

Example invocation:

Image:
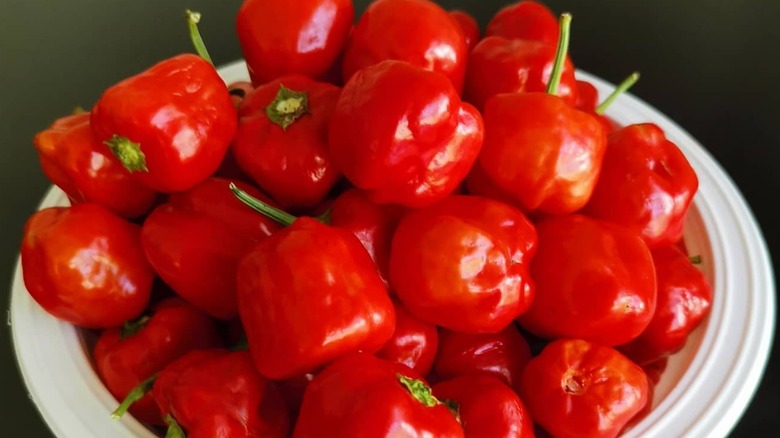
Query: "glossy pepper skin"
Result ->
[[328, 188, 406, 286], [236, 0, 354, 85], [93, 298, 222, 425], [433, 375, 536, 438], [91, 54, 237, 193], [33, 113, 157, 218], [520, 339, 649, 438], [237, 217, 395, 379], [620, 245, 712, 365], [449, 10, 480, 52], [21, 203, 154, 328], [153, 349, 290, 437], [434, 324, 532, 394], [585, 123, 699, 248], [464, 37, 578, 110], [377, 299, 440, 376], [485, 1, 559, 46], [342, 0, 468, 92], [518, 215, 656, 346], [476, 92, 607, 215], [294, 353, 464, 438], [329, 60, 484, 208], [389, 195, 537, 333], [233, 75, 342, 210], [141, 178, 279, 319]]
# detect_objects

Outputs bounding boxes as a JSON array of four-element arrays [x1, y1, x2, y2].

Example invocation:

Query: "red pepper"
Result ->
[[293, 353, 464, 438], [93, 298, 222, 425], [91, 54, 237, 193], [20, 203, 154, 328], [328, 188, 406, 286], [232, 188, 395, 379], [433, 324, 533, 394], [464, 12, 577, 111], [342, 0, 469, 92], [575, 80, 599, 113], [620, 245, 713, 365], [485, 1, 559, 46], [377, 299, 440, 376], [433, 374, 535, 438], [584, 123, 699, 248], [236, 0, 354, 85], [141, 178, 279, 319], [389, 195, 537, 334], [153, 349, 290, 437], [519, 339, 649, 438], [328, 60, 484, 208], [233, 75, 342, 210], [33, 113, 157, 218], [449, 10, 481, 52], [517, 214, 657, 346]]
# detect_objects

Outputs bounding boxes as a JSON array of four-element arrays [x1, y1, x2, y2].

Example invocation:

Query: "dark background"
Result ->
[[1, 0, 777, 435]]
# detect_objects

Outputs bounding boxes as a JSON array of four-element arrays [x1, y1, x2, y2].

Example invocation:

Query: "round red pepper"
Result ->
[[153, 349, 290, 437], [141, 178, 279, 319], [91, 54, 237, 193], [433, 374, 535, 438], [620, 245, 713, 365], [518, 214, 657, 346], [33, 112, 157, 219], [485, 1, 559, 46], [329, 60, 484, 208], [233, 75, 342, 210], [433, 324, 532, 394], [293, 353, 464, 438], [520, 339, 649, 438], [389, 195, 537, 334], [449, 10, 481, 52], [93, 298, 222, 425], [575, 80, 600, 113], [342, 0, 469, 92], [377, 299, 440, 376], [236, 0, 354, 85], [584, 123, 699, 247], [21, 203, 154, 328]]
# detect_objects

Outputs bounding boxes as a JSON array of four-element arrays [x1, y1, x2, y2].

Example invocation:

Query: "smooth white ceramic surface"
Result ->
[[10, 61, 775, 437]]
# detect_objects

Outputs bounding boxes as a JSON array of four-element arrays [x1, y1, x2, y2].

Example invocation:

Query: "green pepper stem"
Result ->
[[266, 85, 310, 130], [185, 9, 213, 65], [595, 72, 640, 115], [104, 135, 148, 173], [164, 415, 186, 438], [546, 13, 573, 96], [397, 374, 441, 408], [120, 315, 151, 340], [689, 254, 703, 264], [229, 183, 297, 226], [111, 374, 157, 420]]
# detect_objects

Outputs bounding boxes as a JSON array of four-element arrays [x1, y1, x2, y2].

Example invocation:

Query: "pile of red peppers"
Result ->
[[21, 1, 713, 437]]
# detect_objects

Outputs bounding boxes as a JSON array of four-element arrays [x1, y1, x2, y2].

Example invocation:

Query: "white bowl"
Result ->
[[10, 61, 776, 437]]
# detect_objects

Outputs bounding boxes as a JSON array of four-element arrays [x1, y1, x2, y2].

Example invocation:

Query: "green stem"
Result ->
[[315, 207, 332, 225], [164, 415, 186, 438], [229, 183, 297, 226], [397, 374, 441, 408], [546, 13, 573, 96], [595, 72, 640, 115], [689, 254, 703, 264], [104, 135, 148, 173], [265, 85, 310, 130], [120, 315, 150, 340], [185, 10, 213, 65], [111, 374, 157, 420]]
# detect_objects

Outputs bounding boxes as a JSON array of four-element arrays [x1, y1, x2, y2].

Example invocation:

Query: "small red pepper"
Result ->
[[584, 123, 699, 248], [328, 60, 484, 208], [433, 374, 536, 438], [377, 299, 440, 376], [620, 245, 713, 365], [236, 0, 354, 85], [485, 1, 559, 46], [520, 339, 649, 438], [94, 298, 222, 425], [293, 353, 464, 438], [233, 75, 342, 210], [389, 195, 537, 334], [433, 324, 533, 394], [232, 186, 396, 379], [90, 53, 237, 193], [449, 10, 481, 52], [141, 178, 279, 319], [33, 112, 157, 218], [342, 0, 469, 92], [153, 349, 290, 437], [20, 203, 154, 328]]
